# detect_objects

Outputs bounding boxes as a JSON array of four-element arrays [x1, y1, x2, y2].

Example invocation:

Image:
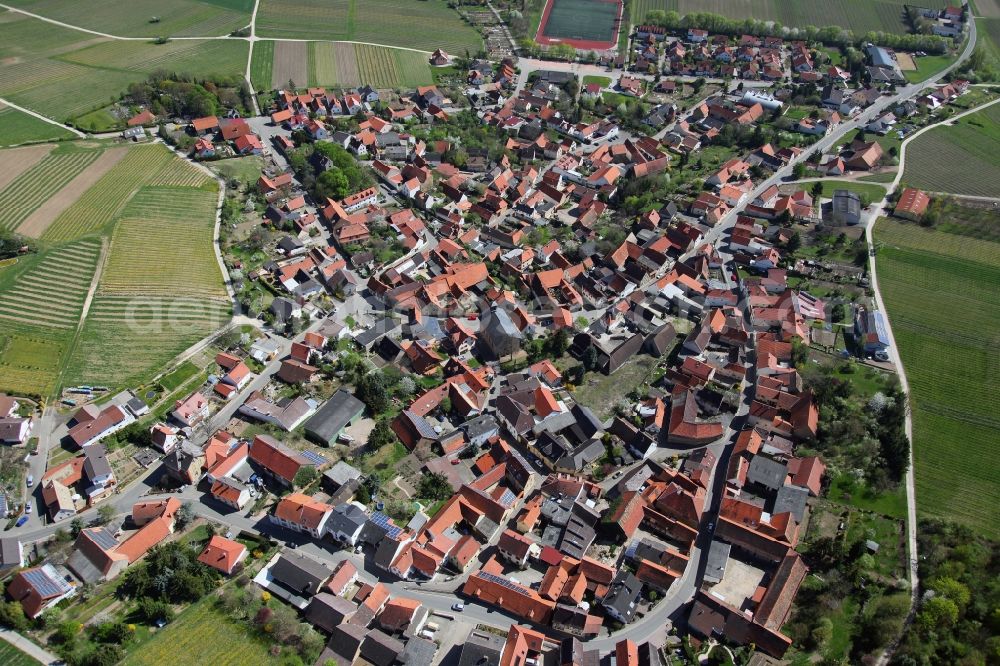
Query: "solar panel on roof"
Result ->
[[499, 489, 516, 506], [481, 571, 527, 592], [23, 569, 62, 598], [370, 511, 403, 539], [301, 450, 327, 465], [624, 540, 639, 560], [86, 528, 119, 551]]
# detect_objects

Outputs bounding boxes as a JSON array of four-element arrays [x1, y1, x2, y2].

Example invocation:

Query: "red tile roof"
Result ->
[[197, 536, 247, 574]]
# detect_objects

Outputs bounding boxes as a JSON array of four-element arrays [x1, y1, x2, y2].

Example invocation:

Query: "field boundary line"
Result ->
[[0, 96, 84, 138], [245, 0, 261, 115], [260, 37, 433, 55]]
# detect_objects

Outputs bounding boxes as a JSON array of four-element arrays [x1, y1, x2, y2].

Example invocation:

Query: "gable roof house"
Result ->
[[249, 434, 315, 487], [197, 536, 248, 575], [6, 564, 76, 618]]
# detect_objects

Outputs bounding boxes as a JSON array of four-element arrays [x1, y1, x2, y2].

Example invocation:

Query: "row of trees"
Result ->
[[642, 10, 951, 54]]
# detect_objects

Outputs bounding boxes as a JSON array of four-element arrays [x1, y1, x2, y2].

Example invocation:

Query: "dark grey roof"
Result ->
[[361, 628, 405, 666], [304, 389, 365, 443], [461, 414, 499, 440], [83, 444, 112, 480], [558, 513, 596, 560], [328, 503, 368, 535], [373, 536, 402, 569], [324, 461, 362, 488], [305, 592, 358, 633], [832, 189, 861, 217], [746, 455, 788, 491], [0, 537, 21, 570], [458, 630, 507, 666], [704, 540, 731, 585], [356, 317, 400, 348], [327, 622, 368, 665], [278, 236, 304, 252], [270, 551, 333, 596], [602, 570, 642, 622], [400, 636, 437, 666], [270, 297, 296, 320], [773, 484, 809, 522], [555, 439, 605, 472]]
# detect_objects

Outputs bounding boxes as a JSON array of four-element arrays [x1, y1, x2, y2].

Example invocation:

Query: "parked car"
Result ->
[[452, 603, 465, 612], [24, 502, 32, 515], [15, 516, 28, 527], [26, 474, 33, 487]]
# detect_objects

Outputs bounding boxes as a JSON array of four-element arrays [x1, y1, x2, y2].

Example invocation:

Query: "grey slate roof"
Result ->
[[458, 630, 507, 666], [746, 455, 788, 491]]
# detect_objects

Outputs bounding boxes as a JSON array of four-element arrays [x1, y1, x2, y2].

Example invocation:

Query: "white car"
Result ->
[[24, 502, 32, 515], [452, 603, 465, 612]]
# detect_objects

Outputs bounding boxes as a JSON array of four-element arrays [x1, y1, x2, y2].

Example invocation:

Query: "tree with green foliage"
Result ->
[[356, 371, 390, 414], [368, 418, 396, 449], [294, 465, 319, 489], [0, 599, 28, 630], [417, 473, 453, 501], [96, 504, 116, 525], [175, 502, 195, 529]]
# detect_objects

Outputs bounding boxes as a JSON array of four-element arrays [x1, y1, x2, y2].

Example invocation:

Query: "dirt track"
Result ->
[[0, 143, 54, 191], [16, 146, 128, 238]]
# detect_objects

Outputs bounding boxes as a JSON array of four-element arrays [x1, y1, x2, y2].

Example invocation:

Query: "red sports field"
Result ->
[[535, 0, 623, 51]]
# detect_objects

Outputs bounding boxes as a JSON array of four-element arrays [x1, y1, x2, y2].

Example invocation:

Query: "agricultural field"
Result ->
[[0, 12, 247, 122], [0, 239, 101, 397], [630, 0, 948, 36], [0, 103, 75, 146], [124, 598, 273, 666], [249, 39, 275, 92], [0, 640, 40, 666], [0, 144, 104, 233], [41, 144, 186, 242], [255, 0, 482, 53], [902, 102, 1000, 197], [101, 187, 225, 297], [63, 294, 230, 388], [271, 40, 308, 89], [262, 40, 434, 90], [61, 39, 249, 80], [0, 141, 229, 396], [4, 0, 253, 37], [874, 216, 1000, 538]]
